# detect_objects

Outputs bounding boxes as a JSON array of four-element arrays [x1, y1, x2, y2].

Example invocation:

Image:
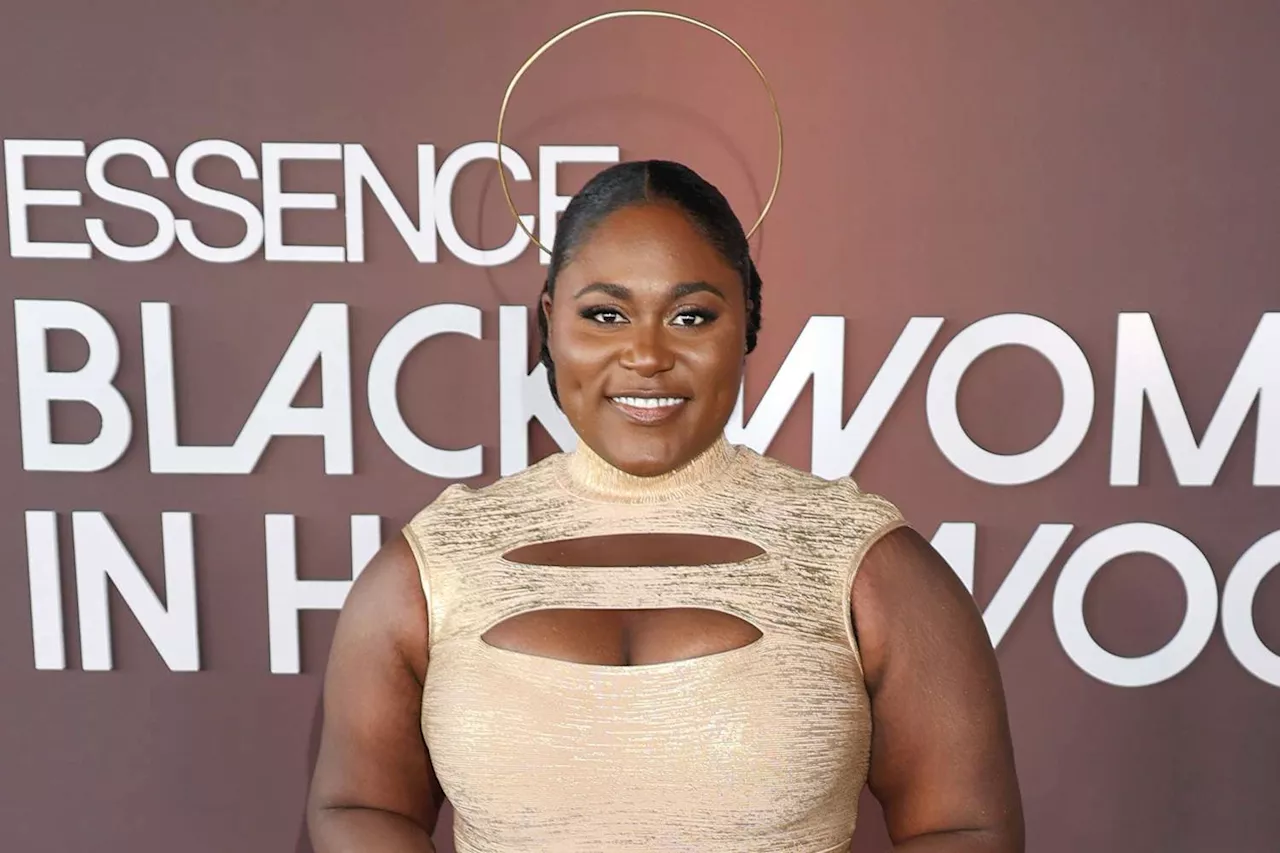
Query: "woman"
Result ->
[[307, 160, 1024, 852]]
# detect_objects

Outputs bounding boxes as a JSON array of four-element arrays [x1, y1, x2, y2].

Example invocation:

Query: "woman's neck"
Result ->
[[561, 434, 737, 503]]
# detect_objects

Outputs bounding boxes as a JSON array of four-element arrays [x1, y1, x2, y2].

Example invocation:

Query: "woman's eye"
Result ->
[[581, 307, 626, 324], [671, 309, 715, 327]]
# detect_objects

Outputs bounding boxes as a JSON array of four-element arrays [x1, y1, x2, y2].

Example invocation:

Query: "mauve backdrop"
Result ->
[[1, 1, 1277, 851]]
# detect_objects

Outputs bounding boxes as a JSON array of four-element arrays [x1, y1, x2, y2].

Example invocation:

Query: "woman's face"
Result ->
[[543, 202, 749, 477]]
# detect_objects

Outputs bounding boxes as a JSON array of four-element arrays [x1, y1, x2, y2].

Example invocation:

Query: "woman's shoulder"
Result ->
[[731, 443, 905, 526], [403, 451, 567, 529]]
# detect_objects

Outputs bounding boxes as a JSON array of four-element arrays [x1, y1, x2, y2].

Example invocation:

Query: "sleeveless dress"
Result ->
[[402, 435, 906, 853]]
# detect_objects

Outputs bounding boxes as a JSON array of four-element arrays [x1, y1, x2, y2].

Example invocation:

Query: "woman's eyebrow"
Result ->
[[573, 282, 631, 299], [671, 281, 727, 301]]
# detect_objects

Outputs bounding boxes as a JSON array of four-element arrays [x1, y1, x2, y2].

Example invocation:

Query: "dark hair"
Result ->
[[537, 159, 763, 404]]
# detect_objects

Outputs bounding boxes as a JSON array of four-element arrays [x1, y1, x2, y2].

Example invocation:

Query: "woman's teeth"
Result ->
[[611, 396, 685, 409]]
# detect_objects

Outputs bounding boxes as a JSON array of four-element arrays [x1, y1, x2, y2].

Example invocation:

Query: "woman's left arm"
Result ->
[[852, 525, 1025, 852]]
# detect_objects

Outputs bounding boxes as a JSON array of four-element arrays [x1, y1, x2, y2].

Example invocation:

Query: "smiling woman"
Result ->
[[538, 160, 759, 476], [306, 159, 1025, 853]]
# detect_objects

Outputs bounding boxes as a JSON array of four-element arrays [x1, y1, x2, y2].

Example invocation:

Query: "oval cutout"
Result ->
[[480, 607, 764, 667], [502, 533, 765, 567]]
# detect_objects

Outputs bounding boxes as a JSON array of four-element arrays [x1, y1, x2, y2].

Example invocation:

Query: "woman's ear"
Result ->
[[540, 290, 554, 346]]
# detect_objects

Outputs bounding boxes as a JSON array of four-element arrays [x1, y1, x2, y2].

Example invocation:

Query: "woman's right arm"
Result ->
[[306, 534, 445, 852]]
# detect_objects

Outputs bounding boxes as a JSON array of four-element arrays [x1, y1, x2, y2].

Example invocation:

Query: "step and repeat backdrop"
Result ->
[[1, 1, 1277, 851]]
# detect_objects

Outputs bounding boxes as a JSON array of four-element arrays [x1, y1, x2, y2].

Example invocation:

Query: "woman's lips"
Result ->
[[608, 395, 688, 425]]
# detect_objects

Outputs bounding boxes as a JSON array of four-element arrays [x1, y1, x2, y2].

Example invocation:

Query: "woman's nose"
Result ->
[[618, 321, 676, 376]]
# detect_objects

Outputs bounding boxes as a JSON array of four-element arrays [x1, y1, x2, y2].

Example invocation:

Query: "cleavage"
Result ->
[[484, 533, 766, 666]]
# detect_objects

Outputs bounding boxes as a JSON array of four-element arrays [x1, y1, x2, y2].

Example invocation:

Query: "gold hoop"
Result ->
[[496, 9, 784, 256]]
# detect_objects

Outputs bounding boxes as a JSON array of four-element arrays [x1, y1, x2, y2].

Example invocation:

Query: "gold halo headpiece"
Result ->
[[496, 10, 784, 256]]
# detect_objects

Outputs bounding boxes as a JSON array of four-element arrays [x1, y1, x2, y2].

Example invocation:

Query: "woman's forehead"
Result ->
[[561, 204, 740, 286]]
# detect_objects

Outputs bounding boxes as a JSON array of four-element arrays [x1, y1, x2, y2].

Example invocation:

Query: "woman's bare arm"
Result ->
[[306, 535, 444, 852], [853, 526, 1024, 852]]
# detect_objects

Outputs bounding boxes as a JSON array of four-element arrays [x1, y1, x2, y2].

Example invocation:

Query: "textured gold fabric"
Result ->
[[403, 436, 905, 852]]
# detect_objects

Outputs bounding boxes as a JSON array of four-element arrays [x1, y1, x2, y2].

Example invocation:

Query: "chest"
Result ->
[[479, 605, 763, 666], [422, 623, 873, 852], [484, 532, 767, 666]]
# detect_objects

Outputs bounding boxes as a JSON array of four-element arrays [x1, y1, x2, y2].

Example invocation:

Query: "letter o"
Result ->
[[926, 314, 1094, 485], [1053, 523, 1218, 687], [1222, 531, 1280, 687]]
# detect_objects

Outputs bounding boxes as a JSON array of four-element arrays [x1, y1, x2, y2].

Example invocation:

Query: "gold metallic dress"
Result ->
[[403, 435, 905, 852]]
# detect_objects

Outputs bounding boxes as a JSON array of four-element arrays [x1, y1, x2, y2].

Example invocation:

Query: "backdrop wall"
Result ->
[[2, 2, 1277, 851]]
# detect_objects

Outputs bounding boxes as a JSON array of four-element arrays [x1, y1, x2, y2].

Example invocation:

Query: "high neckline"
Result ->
[[559, 434, 738, 504]]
